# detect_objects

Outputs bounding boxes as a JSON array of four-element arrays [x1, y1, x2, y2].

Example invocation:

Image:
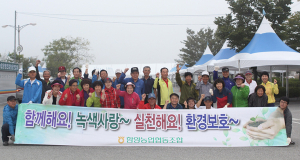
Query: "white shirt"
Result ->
[[195, 105, 215, 109], [245, 80, 257, 95], [30, 79, 36, 85]]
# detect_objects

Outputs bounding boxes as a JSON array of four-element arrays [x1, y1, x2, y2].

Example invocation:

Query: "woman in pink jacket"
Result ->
[[116, 82, 140, 109]]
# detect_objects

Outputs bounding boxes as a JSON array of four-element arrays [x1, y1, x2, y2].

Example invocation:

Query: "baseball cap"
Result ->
[[148, 93, 156, 99], [28, 66, 36, 73], [131, 67, 139, 73], [222, 67, 229, 72], [203, 96, 213, 102], [7, 96, 17, 101], [202, 71, 209, 76], [104, 78, 112, 83], [245, 70, 252, 75], [115, 69, 122, 74], [58, 66, 66, 71]]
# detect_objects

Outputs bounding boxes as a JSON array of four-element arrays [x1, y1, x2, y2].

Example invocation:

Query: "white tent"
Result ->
[[188, 45, 214, 73]]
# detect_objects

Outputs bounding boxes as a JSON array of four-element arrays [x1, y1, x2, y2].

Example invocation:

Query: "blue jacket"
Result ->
[[15, 74, 43, 103], [92, 75, 106, 89], [213, 70, 235, 90], [3, 104, 18, 135], [118, 73, 145, 100], [55, 76, 68, 92], [113, 77, 125, 106]]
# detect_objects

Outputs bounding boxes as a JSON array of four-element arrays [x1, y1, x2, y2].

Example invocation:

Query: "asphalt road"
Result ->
[[0, 87, 299, 160]]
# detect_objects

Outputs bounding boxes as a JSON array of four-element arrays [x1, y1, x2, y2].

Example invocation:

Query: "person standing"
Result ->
[[195, 71, 213, 106], [113, 69, 125, 108], [244, 70, 257, 95], [213, 66, 235, 90], [231, 74, 250, 107], [116, 83, 140, 109], [35, 60, 52, 102], [42, 80, 63, 105], [92, 69, 108, 86], [141, 66, 155, 104], [15, 67, 43, 103], [212, 78, 233, 108], [86, 81, 103, 107], [260, 71, 279, 107], [55, 66, 68, 92], [2, 96, 18, 146], [153, 67, 173, 109], [65, 67, 83, 91], [59, 79, 81, 106], [79, 79, 94, 107]]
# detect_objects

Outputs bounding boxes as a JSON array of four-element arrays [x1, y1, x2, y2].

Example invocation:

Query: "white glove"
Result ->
[[85, 64, 89, 69], [214, 66, 219, 71], [209, 89, 213, 95], [94, 69, 98, 75], [28, 101, 33, 104], [19, 69, 23, 74], [223, 105, 228, 108], [287, 138, 291, 144]]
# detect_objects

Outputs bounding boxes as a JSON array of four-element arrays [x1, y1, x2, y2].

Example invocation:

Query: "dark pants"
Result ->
[[120, 105, 124, 109], [1, 123, 11, 142], [267, 103, 275, 107], [180, 103, 186, 109]]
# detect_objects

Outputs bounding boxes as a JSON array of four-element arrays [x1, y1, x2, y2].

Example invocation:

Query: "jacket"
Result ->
[[245, 80, 257, 95], [35, 66, 52, 102], [42, 90, 63, 105], [118, 73, 145, 100], [3, 104, 18, 135], [195, 81, 214, 99], [138, 101, 161, 109], [79, 88, 94, 106], [261, 81, 279, 104], [166, 103, 183, 109], [15, 73, 43, 103], [92, 75, 106, 89], [153, 78, 173, 105], [176, 73, 198, 104], [231, 85, 250, 107], [213, 71, 235, 90], [55, 76, 68, 92], [59, 88, 81, 106], [117, 90, 140, 109], [100, 87, 120, 108], [64, 77, 82, 91], [212, 87, 233, 108], [141, 77, 155, 94], [86, 92, 102, 107], [112, 77, 125, 106], [283, 107, 292, 138], [248, 93, 268, 107]]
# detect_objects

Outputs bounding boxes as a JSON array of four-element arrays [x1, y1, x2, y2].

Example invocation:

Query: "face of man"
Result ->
[[59, 70, 66, 77], [115, 73, 121, 79], [202, 75, 209, 84], [43, 71, 50, 80], [100, 71, 108, 80], [73, 69, 80, 79], [204, 100, 213, 108], [185, 75, 192, 83], [7, 100, 17, 109], [170, 95, 179, 105], [131, 72, 139, 81], [161, 69, 168, 79], [143, 68, 150, 77], [105, 81, 112, 89], [70, 83, 78, 93], [222, 71, 229, 78], [28, 71, 36, 79], [279, 100, 288, 110], [245, 74, 252, 81], [148, 98, 156, 106]]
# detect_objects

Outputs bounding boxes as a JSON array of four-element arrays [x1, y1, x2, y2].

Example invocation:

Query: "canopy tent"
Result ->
[[179, 64, 188, 74], [187, 45, 214, 73]]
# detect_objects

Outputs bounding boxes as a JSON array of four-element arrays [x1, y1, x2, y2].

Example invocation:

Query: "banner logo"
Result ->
[[118, 136, 125, 144]]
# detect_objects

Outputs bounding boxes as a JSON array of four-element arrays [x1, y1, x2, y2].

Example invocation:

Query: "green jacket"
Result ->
[[176, 73, 198, 104], [231, 85, 250, 107], [64, 77, 82, 91], [86, 92, 101, 107]]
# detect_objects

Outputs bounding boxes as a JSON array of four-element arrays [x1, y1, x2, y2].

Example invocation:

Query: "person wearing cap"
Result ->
[[196, 94, 215, 109], [42, 80, 63, 105], [79, 79, 94, 107], [213, 66, 235, 91], [116, 82, 140, 109], [231, 74, 250, 107], [138, 93, 161, 109], [175, 64, 198, 107], [35, 60, 52, 102], [196, 71, 214, 106], [100, 78, 120, 108], [92, 69, 108, 88], [65, 67, 83, 91], [244, 70, 257, 95], [163, 93, 183, 109], [154, 67, 174, 109], [118, 67, 145, 100], [55, 66, 68, 92], [141, 66, 155, 104], [86, 81, 103, 107], [59, 79, 81, 106], [248, 85, 268, 107], [212, 78, 233, 108], [113, 69, 125, 108], [260, 71, 279, 107], [2, 96, 18, 146], [15, 67, 43, 103]]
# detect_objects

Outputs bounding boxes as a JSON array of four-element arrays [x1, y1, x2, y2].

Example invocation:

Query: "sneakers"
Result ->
[[3, 141, 8, 146], [290, 141, 295, 145]]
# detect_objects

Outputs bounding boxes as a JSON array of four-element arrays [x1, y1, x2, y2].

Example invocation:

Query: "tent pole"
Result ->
[[282, 72, 284, 87], [286, 65, 289, 98], [269, 66, 273, 82]]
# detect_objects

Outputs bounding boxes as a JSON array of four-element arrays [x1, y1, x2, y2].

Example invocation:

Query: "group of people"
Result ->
[[1, 60, 294, 146]]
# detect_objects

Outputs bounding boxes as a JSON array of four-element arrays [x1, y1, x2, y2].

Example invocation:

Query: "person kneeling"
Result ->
[[59, 79, 81, 106], [2, 96, 18, 146], [42, 80, 63, 105], [163, 93, 183, 109], [139, 93, 161, 109], [86, 81, 103, 107]]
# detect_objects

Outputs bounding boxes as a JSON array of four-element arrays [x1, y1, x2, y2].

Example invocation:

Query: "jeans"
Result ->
[[1, 123, 11, 142]]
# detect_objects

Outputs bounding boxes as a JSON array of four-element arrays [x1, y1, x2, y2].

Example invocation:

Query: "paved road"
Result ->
[[1, 87, 299, 160]]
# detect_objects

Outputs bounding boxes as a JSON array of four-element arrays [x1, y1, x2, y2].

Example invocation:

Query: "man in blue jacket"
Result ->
[[213, 66, 235, 90], [118, 67, 145, 100], [2, 96, 18, 146], [15, 67, 43, 103]]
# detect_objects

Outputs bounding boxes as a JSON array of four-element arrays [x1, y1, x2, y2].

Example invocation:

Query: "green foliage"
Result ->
[[276, 87, 300, 98], [214, 0, 292, 52], [232, 128, 240, 132], [223, 130, 229, 137], [283, 11, 300, 52], [239, 136, 248, 141], [176, 28, 224, 67]]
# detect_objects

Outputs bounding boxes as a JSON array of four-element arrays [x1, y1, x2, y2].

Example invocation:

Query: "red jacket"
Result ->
[[79, 88, 94, 106], [100, 87, 120, 108], [59, 88, 81, 106], [138, 101, 161, 109]]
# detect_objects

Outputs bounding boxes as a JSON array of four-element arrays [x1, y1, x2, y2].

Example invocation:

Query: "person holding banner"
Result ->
[[138, 93, 161, 109], [248, 85, 268, 107], [42, 80, 63, 105], [2, 96, 18, 146], [163, 93, 183, 109], [260, 71, 279, 107], [64, 67, 83, 91], [59, 79, 81, 106], [100, 78, 120, 108], [183, 97, 196, 109], [116, 82, 140, 109], [231, 74, 249, 107], [79, 79, 94, 107], [212, 78, 233, 108], [86, 81, 103, 107]]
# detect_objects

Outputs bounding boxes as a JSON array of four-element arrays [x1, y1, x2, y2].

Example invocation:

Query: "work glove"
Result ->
[[19, 69, 23, 74], [209, 89, 213, 95], [28, 101, 33, 104], [214, 66, 219, 71], [223, 105, 228, 108]]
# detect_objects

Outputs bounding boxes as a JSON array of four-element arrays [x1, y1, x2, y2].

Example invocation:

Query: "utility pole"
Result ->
[[14, 11, 17, 63]]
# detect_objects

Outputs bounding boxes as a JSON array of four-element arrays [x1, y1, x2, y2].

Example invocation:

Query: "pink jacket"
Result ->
[[116, 90, 140, 109]]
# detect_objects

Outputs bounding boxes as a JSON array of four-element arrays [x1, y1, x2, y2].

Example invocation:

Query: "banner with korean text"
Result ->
[[15, 104, 288, 147]]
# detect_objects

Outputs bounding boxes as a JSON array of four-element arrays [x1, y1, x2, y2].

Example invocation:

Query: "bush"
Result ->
[[275, 87, 300, 98]]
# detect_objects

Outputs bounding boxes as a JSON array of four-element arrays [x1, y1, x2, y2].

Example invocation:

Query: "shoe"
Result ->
[[290, 141, 295, 145], [3, 141, 8, 146]]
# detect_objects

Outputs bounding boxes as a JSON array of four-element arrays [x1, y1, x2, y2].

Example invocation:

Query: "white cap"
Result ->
[[28, 66, 36, 73], [115, 69, 122, 74], [202, 71, 209, 76]]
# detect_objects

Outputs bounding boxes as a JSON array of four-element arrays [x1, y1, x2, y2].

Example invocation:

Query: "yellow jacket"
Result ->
[[153, 78, 173, 105], [261, 81, 279, 104]]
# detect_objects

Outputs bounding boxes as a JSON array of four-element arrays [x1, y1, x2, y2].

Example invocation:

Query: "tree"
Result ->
[[214, 0, 292, 52], [284, 11, 300, 52], [42, 37, 93, 77], [176, 28, 224, 67]]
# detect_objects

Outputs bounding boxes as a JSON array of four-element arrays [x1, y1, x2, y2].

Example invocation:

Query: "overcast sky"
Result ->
[[1, 0, 299, 65]]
